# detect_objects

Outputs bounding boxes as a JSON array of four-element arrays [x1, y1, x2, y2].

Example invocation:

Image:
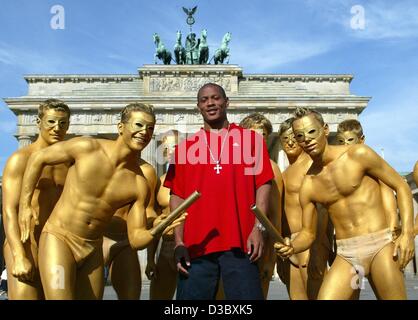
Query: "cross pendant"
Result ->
[[214, 161, 222, 174]]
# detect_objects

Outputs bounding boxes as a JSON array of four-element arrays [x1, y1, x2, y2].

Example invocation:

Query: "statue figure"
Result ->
[[153, 33, 172, 65], [17, 103, 185, 299], [185, 32, 199, 64], [182, 6, 197, 26], [275, 107, 415, 300], [198, 29, 209, 64], [2, 99, 71, 300], [173, 30, 186, 64], [213, 32, 231, 64]]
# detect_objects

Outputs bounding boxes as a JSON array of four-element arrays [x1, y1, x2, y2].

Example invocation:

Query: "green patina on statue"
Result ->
[[152, 6, 231, 65]]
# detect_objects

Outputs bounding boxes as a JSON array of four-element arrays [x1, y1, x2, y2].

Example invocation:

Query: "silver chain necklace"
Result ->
[[202, 124, 230, 174]]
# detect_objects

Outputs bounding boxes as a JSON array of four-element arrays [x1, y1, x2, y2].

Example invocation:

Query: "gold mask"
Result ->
[[336, 131, 361, 145], [41, 115, 69, 129], [280, 130, 297, 145], [126, 115, 155, 133], [294, 123, 323, 143]]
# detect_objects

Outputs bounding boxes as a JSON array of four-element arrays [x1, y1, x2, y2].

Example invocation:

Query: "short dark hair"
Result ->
[[293, 107, 324, 126], [120, 103, 155, 123], [38, 99, 71, 119], [239, 113, 272, 135], [337, 119, 363, 138], [197, 83, 227, 100], [279, 117, 295, 136]]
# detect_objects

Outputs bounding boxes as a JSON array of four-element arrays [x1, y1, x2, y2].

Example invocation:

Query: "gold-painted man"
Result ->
[[18, 103, 183, 299], [278, 117, 330, 300], [2, 99, 71, 299], [102, 118, 158, 300], [275, 107, 414, 300]]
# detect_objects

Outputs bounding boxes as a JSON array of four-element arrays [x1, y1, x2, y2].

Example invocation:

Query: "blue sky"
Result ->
[[0, 0, 417, 173]]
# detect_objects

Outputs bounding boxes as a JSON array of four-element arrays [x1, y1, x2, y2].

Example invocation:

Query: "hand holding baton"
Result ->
[[150, 191, 201, 236], [251, 204, 285, 245]]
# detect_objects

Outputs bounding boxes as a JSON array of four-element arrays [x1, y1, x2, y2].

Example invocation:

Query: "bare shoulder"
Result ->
[[85, 137, 110, 150], [345, 144, 382, 168], [139, 160, 157, 194], [64, 136, 101, 154], [3, 147, 33, 176], [346, 144, 374, 159], [139, 159, 157, 181]]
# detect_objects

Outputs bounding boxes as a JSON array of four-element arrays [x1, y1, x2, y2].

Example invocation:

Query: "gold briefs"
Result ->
[[42, 221, 103, 267], [336, 228, 393, 276]]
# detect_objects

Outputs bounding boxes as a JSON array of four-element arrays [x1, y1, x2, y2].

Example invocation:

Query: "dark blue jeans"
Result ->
[[176, 249, 263, 300]]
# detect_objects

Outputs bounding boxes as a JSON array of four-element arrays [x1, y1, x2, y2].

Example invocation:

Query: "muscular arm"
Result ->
[[2, 153, 30, 262], [127, 199, 153, 250], [140, 162, 158, 228], [353, 145, 414, 268], [18, 137, 94, 241], [292, 178, 317, 254]]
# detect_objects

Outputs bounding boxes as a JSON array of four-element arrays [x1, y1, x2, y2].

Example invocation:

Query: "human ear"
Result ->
[[117, 123, 124, 135], [323, 124, 330, 137]]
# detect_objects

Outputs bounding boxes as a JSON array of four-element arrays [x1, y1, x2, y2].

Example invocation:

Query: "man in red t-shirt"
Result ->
[[164, 83, 274, 300]]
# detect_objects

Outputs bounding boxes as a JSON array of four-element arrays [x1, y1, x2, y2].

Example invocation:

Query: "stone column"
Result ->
[[17, 135, 33, 149]]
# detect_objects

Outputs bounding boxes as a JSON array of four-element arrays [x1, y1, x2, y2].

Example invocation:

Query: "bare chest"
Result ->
[[310, 162, 364, 205], [36, 164, 68, 190], [71, 159, 146, 207]]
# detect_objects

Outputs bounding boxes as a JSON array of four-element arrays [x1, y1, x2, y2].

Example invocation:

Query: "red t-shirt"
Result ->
[[164, 123, 274, 259]]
